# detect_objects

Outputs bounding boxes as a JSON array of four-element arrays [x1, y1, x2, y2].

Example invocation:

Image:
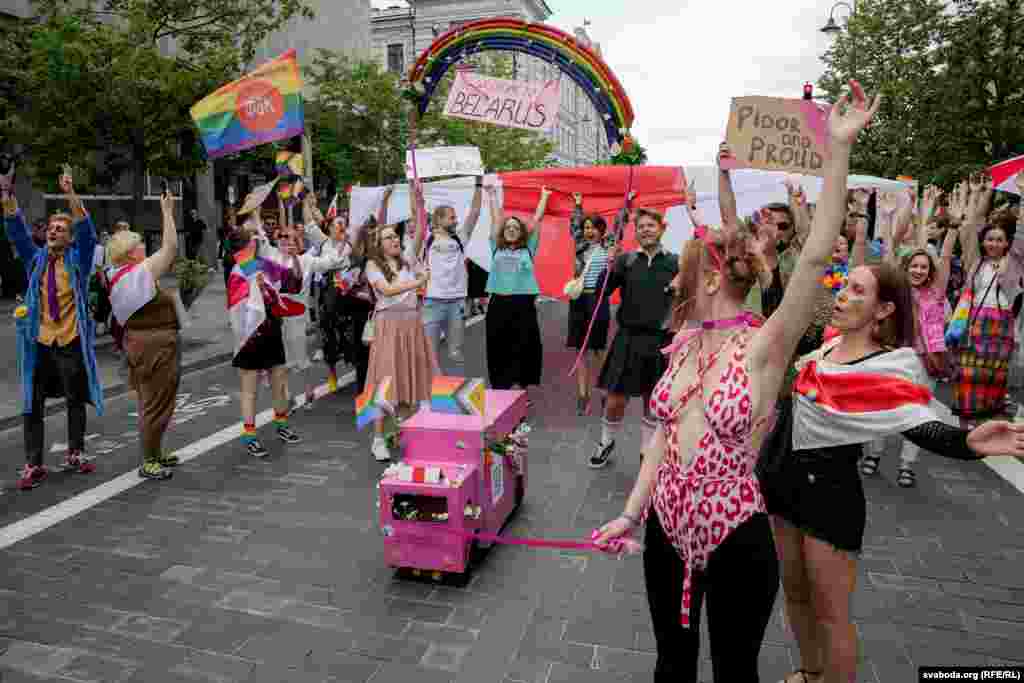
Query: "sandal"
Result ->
[[897, 465, 916, 488], [780, 670, 822, 683], [860, 453, 880, 476]]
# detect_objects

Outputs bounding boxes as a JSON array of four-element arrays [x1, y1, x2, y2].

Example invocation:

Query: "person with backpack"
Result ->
[[408, 180, 483, 365]]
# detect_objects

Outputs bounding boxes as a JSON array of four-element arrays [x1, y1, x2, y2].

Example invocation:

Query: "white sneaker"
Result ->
[[372, 439, 391, 462]]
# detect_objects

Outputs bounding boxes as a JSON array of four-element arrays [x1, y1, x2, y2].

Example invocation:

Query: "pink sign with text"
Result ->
[[443, 71, 560, 134]]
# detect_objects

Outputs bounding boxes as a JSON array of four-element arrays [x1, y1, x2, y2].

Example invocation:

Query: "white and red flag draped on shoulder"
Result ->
[[990, 154, 1024, 196], [108, 263, 157, 326], [791, 340, 956, 451], [227, 238, 304, 356]]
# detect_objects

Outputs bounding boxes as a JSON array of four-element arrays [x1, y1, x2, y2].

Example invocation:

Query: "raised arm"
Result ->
[[684, 178, 706, 231], [785, 178, 811, 249], [379, 185, 393, 227], [934, 226, 958, 295], [570, 192, 585, 244], [717, 142, 739, 228], [751, 81, 881, 372], [460, 181, 483, 242], [1, 191, 38, 265], [487, 185, 502, 242], [524, 187, 551, 235], [142, 192, 178, 280], [850, 217, 867, 269], [301, 193, 329, 247], [63, 174, 97, 282], [951, 180, 980, 275]]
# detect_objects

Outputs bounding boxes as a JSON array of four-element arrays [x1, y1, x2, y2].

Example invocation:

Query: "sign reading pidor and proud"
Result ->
[[444, 71, 560, 134], [724, 97, 832, 177]]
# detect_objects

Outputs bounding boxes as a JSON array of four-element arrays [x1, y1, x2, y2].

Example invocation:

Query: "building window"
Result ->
[[387, 43, 404, 74]]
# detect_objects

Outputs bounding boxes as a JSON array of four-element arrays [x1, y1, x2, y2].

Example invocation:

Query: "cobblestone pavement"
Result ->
[[1, 302, 1023, 682]]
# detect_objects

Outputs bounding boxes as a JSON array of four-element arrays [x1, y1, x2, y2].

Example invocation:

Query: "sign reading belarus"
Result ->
[[443, 71, 560, 134], [191, 49, 305, 160], [406, 146, 484, 180], [724, 97, 832, 177]]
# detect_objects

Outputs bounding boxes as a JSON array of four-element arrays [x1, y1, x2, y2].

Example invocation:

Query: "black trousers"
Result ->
[[25, 340, 89, 466], [644, 512, 779, 682]]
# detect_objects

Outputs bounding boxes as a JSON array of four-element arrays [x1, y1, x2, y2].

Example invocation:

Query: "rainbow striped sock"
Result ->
[[273, 411, 288, 429], [241, 422, 257, 444]]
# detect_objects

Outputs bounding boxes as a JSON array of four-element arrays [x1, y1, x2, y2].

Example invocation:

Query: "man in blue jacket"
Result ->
[[2, 170, 103, 490]]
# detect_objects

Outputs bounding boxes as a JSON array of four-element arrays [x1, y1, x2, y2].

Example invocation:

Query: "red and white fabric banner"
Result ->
[[990, 154, 1024, 196]]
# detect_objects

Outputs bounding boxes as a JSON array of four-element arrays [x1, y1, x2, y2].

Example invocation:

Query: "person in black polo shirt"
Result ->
[[591, 207, 678, 468]]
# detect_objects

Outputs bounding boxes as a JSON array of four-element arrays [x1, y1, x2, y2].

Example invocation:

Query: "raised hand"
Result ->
[[687, 179, 697, 208], [1016, 171, 1024, 195], [878, 191, 899, 216], [572, 192, 582, 205], [827, 80, 881, 146], [159, 191, 175, 215], [968, 175, 993, 221], [59, 166, 74, 195], [717, 142, 735, 170], [966, 420, 1024, 458], [922, 185, 941, 221]]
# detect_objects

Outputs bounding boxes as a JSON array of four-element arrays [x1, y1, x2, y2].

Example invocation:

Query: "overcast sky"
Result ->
[[371, 0, 848, 167]]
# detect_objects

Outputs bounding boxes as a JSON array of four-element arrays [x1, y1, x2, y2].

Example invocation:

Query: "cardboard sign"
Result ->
[[443, 71, 560, 134], [724, 97, 832, 177], [406, 146, 484, 180]]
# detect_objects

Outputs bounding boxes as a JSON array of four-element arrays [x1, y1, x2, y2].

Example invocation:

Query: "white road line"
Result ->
[[985, 458, 1024, 496], [0, 313, 488, 550]]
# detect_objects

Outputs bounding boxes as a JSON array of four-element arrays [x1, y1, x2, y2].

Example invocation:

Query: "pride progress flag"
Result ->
[[191, 49, 305, 159]]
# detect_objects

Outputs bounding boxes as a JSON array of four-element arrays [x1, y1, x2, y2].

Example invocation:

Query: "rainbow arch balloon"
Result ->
[[408, 18, 635, 149]]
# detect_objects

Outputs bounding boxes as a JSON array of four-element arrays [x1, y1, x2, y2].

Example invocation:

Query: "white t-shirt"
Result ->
[[424, 229, 468, 300], [366, 260, 420, 311]]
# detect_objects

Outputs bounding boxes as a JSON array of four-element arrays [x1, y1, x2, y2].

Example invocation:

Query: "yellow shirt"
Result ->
[[38, 254, 79, 347]]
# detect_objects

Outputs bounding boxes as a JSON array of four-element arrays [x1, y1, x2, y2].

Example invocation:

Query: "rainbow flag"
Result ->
[[227, 236, 304, 356], [430, 376, 486, 417], [356, 378, 395, 430], [191, 50, 305, 160], [275, 150, 304, 177]]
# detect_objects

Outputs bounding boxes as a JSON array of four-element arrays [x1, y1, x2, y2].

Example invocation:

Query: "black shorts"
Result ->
[[761, 444, 866, 553], [566, 292, 610, 351]]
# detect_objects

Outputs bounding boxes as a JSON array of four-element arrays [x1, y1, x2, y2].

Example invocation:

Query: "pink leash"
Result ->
[[568, 164, 636, 377]]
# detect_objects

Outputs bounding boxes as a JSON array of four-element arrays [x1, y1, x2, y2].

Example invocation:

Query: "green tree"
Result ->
[[818, 0, 1024, 187], [0, 0, 313, 222]]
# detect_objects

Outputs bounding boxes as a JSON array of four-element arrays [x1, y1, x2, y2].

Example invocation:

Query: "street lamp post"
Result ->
[[821, 1, 857, 76]]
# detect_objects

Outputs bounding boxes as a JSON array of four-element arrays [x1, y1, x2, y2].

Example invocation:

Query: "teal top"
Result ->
[[486, 230, 540, 296]]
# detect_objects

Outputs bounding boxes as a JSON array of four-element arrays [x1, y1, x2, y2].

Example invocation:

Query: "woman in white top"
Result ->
[[365, 224, 435, 462]]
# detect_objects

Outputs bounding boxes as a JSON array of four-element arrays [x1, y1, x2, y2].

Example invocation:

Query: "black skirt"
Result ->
[[232, 315, 287, 371], [566, 292, 610, 351], [760, 444, 866, 553], [597, 327, 670, 397], [486, 294, 542, 390]]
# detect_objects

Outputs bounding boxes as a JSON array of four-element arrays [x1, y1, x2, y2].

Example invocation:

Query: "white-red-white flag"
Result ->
[[990, 154, 1024, 196]]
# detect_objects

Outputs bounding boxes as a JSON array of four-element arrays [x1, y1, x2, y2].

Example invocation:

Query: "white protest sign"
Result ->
[[405, 146, 484, 180], [444, 71, 560, 134]]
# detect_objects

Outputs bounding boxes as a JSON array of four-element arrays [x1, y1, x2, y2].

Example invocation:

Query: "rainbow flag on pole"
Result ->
[[190, 49, 305, 160], [356, 378, 396, 430]]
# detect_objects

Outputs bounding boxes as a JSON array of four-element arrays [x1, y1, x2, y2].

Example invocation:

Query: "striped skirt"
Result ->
[[953, 306, 1014, 419]]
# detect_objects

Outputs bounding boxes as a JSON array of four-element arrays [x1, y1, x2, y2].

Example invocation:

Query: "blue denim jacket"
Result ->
[[6, 210, 104, 416]]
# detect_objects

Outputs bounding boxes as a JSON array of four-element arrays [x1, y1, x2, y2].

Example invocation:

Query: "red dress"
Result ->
[[646, 328, 770, 627]]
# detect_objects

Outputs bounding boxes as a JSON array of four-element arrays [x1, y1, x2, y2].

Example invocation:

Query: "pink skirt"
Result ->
[[366, 307, 438, 406]]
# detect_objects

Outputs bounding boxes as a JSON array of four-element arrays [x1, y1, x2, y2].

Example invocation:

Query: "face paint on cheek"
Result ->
[[836, 290, 866, 307]]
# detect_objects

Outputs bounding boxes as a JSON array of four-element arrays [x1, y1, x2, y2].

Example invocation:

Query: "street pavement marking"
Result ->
[[0, 313, 490, 550], [0, 373, 349, 551], [984, 457, 1024, 497]]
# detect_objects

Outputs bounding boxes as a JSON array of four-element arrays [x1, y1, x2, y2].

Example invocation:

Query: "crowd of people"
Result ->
[[4, 79, 1024, 683]]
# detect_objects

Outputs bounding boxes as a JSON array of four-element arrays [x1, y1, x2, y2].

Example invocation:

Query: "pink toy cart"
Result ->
[[378, 389, 529, 578]]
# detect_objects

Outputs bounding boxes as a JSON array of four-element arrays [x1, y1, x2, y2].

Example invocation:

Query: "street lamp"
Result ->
[[821, 1, 854, 34]]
